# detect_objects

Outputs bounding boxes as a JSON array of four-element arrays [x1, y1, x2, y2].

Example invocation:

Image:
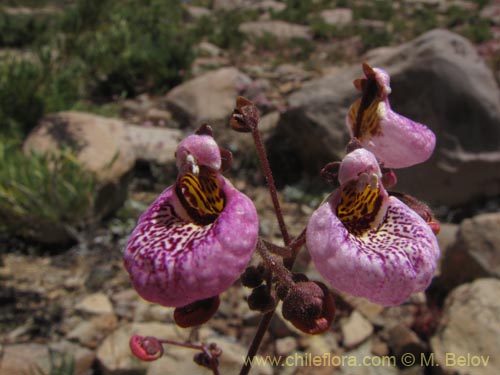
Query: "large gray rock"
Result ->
[[269, 29, 500, 207], [439, 213, 500, 290], [164, 67, 251, 129], [22, 112, 136, 243], [431, 278, 500, 375], [320, 8, 353, 27], [239, 20, 312, 41], [125, 125, 181, 165]]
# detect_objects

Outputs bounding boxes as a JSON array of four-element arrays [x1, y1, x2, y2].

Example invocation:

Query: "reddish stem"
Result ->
[[251, 127, 291, 245]]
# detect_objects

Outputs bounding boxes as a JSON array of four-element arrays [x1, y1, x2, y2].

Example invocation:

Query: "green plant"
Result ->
[[0, 10, 52, 48], [353, 0, 393, 21], [0, 139, 96, 240], [59, 0, 194, 98], [192, 9, 256, 50], [32, 350, 75, 375], [273, 0, 332, 25], [464, 19, 492, 43], [0, 57, 44, 137]]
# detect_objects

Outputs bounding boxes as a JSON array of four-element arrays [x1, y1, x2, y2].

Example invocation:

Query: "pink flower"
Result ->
[[346, 63, 436, 168], [124, 130, 259, 307], [306, 148, 439, 306]]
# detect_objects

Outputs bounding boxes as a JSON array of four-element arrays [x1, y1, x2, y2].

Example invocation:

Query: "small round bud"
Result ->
[[282, 281, 335, 335], [247, 285, 275, 312], [230, 96, 259, 132], [240, 265, 265, 288], [129, 335, 164, 361], [275, 283, 290, 300], [174, 296, 220, 328], [381, 168, 397, 189], [291, 273, 309, 283], [320, 161, 341, 186], [428, 220, 440, 235], [193, 343, 222, 371], [194, 352, 212, 368], [195, 123, 214, 136]]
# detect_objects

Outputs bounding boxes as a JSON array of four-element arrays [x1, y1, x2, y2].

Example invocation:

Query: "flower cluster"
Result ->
[[123, 63, 440, 371]]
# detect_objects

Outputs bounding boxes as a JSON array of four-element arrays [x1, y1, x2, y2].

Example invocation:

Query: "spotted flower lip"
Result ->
[[124, 132, 259, 308], [306, 148, 440, 306], [346, 63, 436, 168]]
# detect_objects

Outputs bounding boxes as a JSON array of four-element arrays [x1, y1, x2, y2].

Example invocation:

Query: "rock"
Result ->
[[164, 67, 251, 129], [96, 322, 189, 374], [133, 298, 174, 323], [0, 343, 50, 375], [75, 292, 114, 315], [270, 29, 500, 207], [23, 112, 135, 229], [275, 337, 298, 356], [440, 213, 500, 290], [341, 311, 374, 348], [338, 293, 385, 325], [212, 0, 255, 10], [145, 108, 173, 125], [239, 21, 312, 41], [320, 8, 353, 27], [339, 340, 398, 375], [435, 223, 459, 275], [125, 125, 181, 165], [431, 278, 500, 375], [0, 340, 90, 374], [48, 340, 96, 375], [386, 323, 426, 361], [67, 313, 118, 348], [250, 1, 286, 13], [184, 5, 211, 21], [303, 332, 339, 356], [480, 2, 500, 26], [259, 111, 280, 135], [196, 41, 223, 58], [371, 337, 389, 357]]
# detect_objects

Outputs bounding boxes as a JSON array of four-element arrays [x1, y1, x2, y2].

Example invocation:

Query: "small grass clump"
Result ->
[[0, 138, 96, 241]]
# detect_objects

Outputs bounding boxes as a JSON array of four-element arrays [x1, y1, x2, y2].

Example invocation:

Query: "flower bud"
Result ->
[[381, 168, 397, 189], [230, 96, 259, 132], [275, 283, 290, 300], [193, 343, 222, 371], [174, 296, 220, 328], [247, 285, 275, 313], [129, 335, 164, 361], [240, 265, 265, 288], [282, 281, 335, 335]]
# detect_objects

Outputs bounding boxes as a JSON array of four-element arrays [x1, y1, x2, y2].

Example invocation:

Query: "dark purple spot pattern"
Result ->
[[307, 194, 439, 306], [124, 178, 259, 308]]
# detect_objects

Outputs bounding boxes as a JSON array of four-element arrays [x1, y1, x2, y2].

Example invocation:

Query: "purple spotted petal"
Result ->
[[124, 176, 258, 307], [306, 193, 439, 306], [347, 64, 436, 168]]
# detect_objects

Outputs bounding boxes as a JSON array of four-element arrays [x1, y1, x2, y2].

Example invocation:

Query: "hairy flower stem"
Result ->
[[240, 236, 302, 375], [251, 127, 291, 245], [257, 240, 295, 286]]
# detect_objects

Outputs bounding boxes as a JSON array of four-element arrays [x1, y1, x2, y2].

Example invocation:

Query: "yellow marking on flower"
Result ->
[[348, 98, 383, 141], [177, 171, 225, 225], [336, 179, 383, 236]]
